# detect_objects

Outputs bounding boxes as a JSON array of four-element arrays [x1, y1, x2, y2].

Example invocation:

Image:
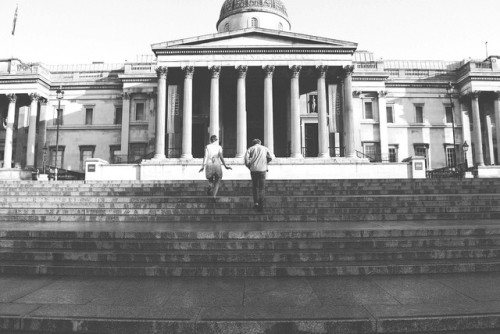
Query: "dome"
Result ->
[[217, 0, 291, 32]]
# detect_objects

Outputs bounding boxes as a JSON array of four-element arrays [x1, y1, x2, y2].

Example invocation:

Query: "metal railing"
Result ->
[[356, 150, 383, 162], [426, 163, 475, 179], [33, 166, 85, 181]]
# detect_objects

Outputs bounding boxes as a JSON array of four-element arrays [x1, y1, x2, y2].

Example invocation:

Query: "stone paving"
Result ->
[[2, 272, 500, 333]]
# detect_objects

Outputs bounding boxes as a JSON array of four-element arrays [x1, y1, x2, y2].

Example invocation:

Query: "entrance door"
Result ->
[[304, 123, 318, 157], [192, 123, 205, 158]]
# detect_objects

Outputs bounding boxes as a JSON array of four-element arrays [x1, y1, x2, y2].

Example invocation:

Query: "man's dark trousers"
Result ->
[[250, 171, 266, 211]]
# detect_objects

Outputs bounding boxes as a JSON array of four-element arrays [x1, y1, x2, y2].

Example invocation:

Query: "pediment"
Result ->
[[152, 28, 357, 52]]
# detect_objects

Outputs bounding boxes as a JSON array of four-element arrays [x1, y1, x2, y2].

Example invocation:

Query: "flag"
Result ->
[[11, 4, 18, 36]]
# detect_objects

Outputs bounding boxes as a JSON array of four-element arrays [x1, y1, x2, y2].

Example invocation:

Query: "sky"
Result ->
[[0, 0, 499, 65]]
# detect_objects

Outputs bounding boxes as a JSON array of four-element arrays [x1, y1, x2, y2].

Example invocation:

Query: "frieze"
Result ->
[[156, 48, 355, 55], [352, 76, 388, 82], [121, 78, 156, 83], [386, 83, 449, 89], [52, 85, 123, 91]]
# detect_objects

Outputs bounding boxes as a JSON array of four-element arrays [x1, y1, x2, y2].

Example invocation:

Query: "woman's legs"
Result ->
[[212, 175, 221, 198]]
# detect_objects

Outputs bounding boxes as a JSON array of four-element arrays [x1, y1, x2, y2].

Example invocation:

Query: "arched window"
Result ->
[[250, 17, 258, 28], [224, 23, 230, 32], [278, 22, 283, 31]]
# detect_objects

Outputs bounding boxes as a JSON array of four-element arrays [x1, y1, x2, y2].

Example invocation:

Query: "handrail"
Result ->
[[426, 163, 474, 179], [355, 150, 382, 162]]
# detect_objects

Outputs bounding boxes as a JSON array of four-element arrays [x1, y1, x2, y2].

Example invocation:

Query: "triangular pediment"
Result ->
[[152, 27, 357, 51]]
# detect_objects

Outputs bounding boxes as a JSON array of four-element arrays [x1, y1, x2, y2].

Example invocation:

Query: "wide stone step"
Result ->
[[3, 236, 500, 250], [1, 258, 500, 277], [2, 246, 500, 263]]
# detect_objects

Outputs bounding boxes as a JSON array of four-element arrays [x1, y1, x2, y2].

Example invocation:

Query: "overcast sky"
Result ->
[[0, 0, 498, 65]]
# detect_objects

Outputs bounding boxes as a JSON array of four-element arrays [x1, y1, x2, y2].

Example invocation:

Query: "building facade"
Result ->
[[1, 0, 500, 175]]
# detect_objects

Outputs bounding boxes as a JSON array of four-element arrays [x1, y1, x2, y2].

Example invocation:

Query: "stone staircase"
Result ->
[[1, 179, 500, 277]]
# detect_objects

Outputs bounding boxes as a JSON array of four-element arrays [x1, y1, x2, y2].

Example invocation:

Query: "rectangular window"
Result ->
[[414, 144, 429, 169], [386, 106, 394, 123], [388, 146, 398, 162], [135, 102, 145, 121], [49, 146, 65, 168], [445, 145, 456, 167], [364, 101, 373, 120], [415, 105, 424, 123], [445, 106, 453, 123], [109, 145, 121, 163], [129, 143, 147, 162], [79, 146, 95, 171], [85, 108, 93, 125], [114, 106, 122, 125], [363, 142, 379, 162]]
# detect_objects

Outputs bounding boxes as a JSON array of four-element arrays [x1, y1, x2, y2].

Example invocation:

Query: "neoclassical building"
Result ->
[[1, 0, 500, 178]]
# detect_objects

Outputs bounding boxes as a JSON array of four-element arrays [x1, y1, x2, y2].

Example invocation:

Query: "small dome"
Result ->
[[217, 0, 291, 32]]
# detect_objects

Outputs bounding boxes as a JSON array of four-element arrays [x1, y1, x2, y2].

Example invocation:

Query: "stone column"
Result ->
[[120, 92, 131, 161], [494, 91, 500, 165], [209, 66, 221, 138], [471, 91, 484, 166], [289, 65, 302, 158], [3, 94, 16, 168], [378, 91, 389, 162], [486, 114, 495, 165], [154, 66, 168, 159], [36, 98, 48, 166], [263, 65, 275, 156], [343, 66, 356, 158], [181, 66, 194, 159], [317, 65, 329, 158], [236, 65, 248, 158], [459, 96, 473, 167], [26, 93, 40, 168]]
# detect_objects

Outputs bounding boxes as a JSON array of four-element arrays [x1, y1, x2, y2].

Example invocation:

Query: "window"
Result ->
[[54, 107, 64, 126], [79, 145, 95, 171], [135, 102, 145, 121], [363, 101, 374, 120], [445, 145, 457, 167], [250, 17, 258, 28], [415, 105, 424, 123], [363, 142, 380, 162], [445, 105, 453, 123], [114, 106, 122, 125], [386, 105, 394, 123], [49, 146, 65, 168], [308, 95, 318, 113], [414, 144, 429, 169], [109, 145, 121, 163], [85, 107, 93, 125], [388, 145, 398, 162], [129, 143, 147, 162]]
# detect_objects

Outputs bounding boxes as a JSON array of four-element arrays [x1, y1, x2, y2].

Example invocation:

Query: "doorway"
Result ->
[[304, 123, 318, 157]]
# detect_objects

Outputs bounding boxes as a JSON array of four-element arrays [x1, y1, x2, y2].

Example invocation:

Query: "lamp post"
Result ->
[[463, 140, 469, 167], [446, 82, 457, 169], [55, 86, 64, 180]]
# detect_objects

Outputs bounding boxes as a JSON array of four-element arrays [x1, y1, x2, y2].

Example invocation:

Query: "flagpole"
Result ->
[[10, 4, 18, 59]]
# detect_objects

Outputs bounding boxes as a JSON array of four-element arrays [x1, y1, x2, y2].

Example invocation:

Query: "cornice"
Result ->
[[121, 78, 156, 83], [49, 84, 123, 91], [0, 78, 51, 89], [353, 76, 388, 82], [386, 82, 451, 89]]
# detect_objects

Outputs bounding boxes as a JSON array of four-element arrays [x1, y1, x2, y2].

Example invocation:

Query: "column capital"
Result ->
[[289, 65, 302, 78], [316, 65, 328, 78], [262, 65, 275, 78], [182, 66, 195, 79], [40, 97, 48, 105], [155, 66, 168, 78], [7, 93, 17, 103], [470, 91, 481, 100], [121, 92, 130, 100], [493, 91, 500, 100], [343, 65, 355, 77], [29, 93, 40, 102], [236, 65, 248, 79], [352, 90, 362, 98], [378, 90, 388, 98], [209, 65, 221, 79]]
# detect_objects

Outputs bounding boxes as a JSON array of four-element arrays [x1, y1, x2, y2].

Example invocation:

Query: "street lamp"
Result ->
[[446, 82, 457, 169], [55, 86, 64, 180], [462, 140, 469, 167]]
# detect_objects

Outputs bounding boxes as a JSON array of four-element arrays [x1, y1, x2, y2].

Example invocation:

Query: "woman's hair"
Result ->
[[210, 135, 218, 143]]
